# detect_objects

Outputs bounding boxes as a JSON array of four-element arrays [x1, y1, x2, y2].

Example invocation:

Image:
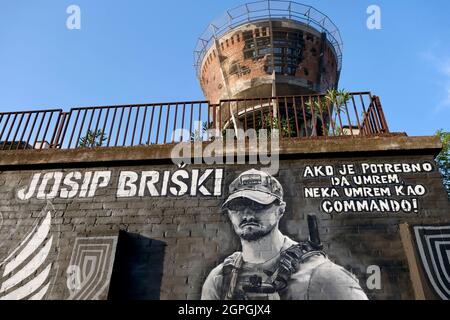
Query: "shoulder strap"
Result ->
[[270, 242, 327, 291]]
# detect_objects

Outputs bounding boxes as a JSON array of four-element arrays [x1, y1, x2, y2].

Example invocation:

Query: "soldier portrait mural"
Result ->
[[201, 169, 368, 300]]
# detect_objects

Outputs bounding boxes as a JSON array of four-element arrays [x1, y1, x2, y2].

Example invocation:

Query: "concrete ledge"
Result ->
[[0, 134, 442, 169]]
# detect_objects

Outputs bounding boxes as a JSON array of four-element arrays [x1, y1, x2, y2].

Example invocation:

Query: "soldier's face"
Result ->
[[225, 198, 285, 242]]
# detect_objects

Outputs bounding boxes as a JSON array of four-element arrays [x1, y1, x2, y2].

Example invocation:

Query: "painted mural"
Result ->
[[202, 169, 368, 300], [0, 159, 449, 300], [413, 225, 450, 300], [0, 203, 60, 300], [67, 236, 118, 300]]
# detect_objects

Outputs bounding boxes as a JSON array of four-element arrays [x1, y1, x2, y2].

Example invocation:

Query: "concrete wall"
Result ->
[[0, 136, 449, 300]]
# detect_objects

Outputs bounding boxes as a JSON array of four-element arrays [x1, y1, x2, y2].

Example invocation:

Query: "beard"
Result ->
[[238, 223, 276, 242]]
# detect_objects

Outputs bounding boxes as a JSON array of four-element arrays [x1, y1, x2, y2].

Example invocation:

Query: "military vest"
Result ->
[[221, 242, 326, 300]]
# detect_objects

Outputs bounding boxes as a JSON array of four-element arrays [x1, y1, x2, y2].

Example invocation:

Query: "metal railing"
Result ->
[[0, 92, 389, 151], [0, 109, 63, 150], [215, 92, 389, 139], [60, 101, 212, 149]]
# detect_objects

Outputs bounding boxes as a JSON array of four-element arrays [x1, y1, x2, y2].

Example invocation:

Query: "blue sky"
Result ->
[[0, 0, 449, 136]]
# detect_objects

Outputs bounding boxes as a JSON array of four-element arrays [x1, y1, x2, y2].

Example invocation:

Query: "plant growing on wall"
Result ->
[[79, 129, 107, 148], [305, 96, 328, 116], [256, 115, 297, 138], [325, 89, 350, 136], [436, 129, 450, 199], [303, 89, 350, 136], [305, 96, 329, 136]]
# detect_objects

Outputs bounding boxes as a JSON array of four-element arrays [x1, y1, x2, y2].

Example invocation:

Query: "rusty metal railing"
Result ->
[[59, 101, 213, 149], [0, 109, 63, 150], [0, 92, 389, 151], [217, 92, 389, 138]]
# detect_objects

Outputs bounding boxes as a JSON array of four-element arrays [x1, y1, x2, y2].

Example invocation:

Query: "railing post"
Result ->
[[360, 97, 374, 136], [51, 112, 69, 149], [374, 96, 390, 134]]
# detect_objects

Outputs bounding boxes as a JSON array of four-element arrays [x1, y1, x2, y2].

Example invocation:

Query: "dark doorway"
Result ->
[[108, 231, 166, 300]]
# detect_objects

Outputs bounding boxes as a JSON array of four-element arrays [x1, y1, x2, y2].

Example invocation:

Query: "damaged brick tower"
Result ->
[[195, 1, 342, 132]]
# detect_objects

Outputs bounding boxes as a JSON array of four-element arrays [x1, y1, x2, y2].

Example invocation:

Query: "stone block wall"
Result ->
[[0, 143, 449, 300]]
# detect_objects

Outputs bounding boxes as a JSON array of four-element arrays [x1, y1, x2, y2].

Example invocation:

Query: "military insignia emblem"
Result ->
[[414, 225, 450, 300]]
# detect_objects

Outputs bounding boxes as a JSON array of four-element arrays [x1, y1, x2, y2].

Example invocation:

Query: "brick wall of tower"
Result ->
[[199, 22, 339, 104]]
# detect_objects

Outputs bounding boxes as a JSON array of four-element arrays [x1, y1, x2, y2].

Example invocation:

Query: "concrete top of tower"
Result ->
[[194, 0, 343, 78]]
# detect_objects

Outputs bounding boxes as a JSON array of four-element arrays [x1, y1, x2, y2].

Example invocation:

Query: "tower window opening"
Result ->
[[273, 47, 283, 54], [268, 30, 304, 76], [241, 28, 304, 75], [243, 31, 253, 41], [258, 48, 271, 56], [244, 50, 258, 59], [256, 37, 270, 46], [274, 56, 283, 64]]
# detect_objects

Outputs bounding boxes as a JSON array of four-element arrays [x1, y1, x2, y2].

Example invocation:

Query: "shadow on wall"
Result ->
[[108, 231, 166, 300]]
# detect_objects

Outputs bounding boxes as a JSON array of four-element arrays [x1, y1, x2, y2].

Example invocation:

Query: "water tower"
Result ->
[[194, 0, 343, 135]]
